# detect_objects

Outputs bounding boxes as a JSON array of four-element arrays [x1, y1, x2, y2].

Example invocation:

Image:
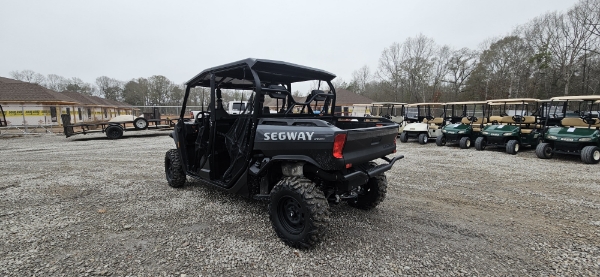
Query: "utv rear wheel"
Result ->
[[269, 177, 329, 249], [581, 146, 600, 164], [459, 137, 471, 149], [418, 133, 428, 144], [349, 165, 388, 210], [105, 125, 123, 139], [399, 132, 408, 143], [506, 140, 519, 155], [165, 149, 186, 188], [475, 137, 486, 151], [535, 142, 553, 159], [435, 135, 446, 146]]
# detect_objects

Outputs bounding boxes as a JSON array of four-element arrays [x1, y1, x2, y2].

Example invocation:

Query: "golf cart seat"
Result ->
[[561, 117, 600, 128], [461, 117, 487, 131], [488, 116, 503, 124], [424, 117, 444, 129]]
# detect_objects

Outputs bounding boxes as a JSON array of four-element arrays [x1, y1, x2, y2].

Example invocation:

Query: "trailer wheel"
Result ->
[[435, 135, 446, 146], [165, 149, 186, 188], [133, 117, 148, 130], [349, 163, 388, 210], [475, 137, 486, 151], [581, 146, 600, 164], [269, 177, 329, 249], [459, 137, 471, 149], [506, 139, 519, 155], [105, 125, 123, 139], [418, 133, 428, 144], [535, 142, 553, 159], [399, 132, 408, 143]]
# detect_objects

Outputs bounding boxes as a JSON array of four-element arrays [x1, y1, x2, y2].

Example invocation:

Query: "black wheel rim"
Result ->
[[544, 146, 552, 157], [277, 196, 305, 235]]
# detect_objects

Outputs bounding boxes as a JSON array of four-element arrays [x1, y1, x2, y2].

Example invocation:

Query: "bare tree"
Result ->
[[9, 70, 45, 84], [376, 42, 403, 102], [445, 47, 478, 99], [96, 76, 123, 101], [350, 65, 371, 95], [45, 74, 68, 92]]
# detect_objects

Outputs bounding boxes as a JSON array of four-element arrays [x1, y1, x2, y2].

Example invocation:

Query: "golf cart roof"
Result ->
[[550, 95, 600, 101], [352, 104, 373, 107], [487, 98, 539, 103], [445, 101, 488, 105], [371, 102, 408, 105], [185, 58, 337, 89], [407, 102, 445, 107]]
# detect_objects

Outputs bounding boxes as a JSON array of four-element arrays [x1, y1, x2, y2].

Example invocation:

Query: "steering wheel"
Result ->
[[581, 114, 596, 125], [384, 114, 392, 119], [512, 115, 524, 123], [195, 111, 209, 123], [500, 112, 508, 117], [425, 115, 434, 121], [492, 120, 499, 125], [466, 116, 477, 122]]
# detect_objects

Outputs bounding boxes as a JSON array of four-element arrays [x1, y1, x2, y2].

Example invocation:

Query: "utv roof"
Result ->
[[550, 95, 600, 101], [185, 58, 337, 89], [445, 101, 488, 105]]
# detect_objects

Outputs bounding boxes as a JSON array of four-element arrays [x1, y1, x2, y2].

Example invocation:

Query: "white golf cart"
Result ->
[[370, 102, 408, 134], [399, 103, 446, 144]]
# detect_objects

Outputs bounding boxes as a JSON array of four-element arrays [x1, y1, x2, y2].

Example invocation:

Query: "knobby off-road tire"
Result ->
[[459, 136, 471, 149], [165, 149, 186, 188], [349, 163, 388, 210], [435, 135, 446, 146], [418, 133, 428, 145], [133, 117, 148, 130], [536, 142, 553, 159], [399, 132, 408, 143], [475, 137, 486, 151], [269, 177, 330, 249], [105, 125, 123, 139], [506, 139, 519, 155], [581, 146, 600, 164]]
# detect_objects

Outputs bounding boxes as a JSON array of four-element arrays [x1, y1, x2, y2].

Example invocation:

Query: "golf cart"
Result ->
[[536, 95, 600, 164], [166, 58, 403, 248], [399, 103, 445, 144], [370, 102, 408, 134], [436, 101, 487, 149], [474, 98, 542, 154]]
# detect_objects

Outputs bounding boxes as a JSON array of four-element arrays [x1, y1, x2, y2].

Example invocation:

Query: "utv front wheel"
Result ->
[[269, 177, 329, 249], [399, 132, 408, 143], [418, 133, 428, 145], [506, 140, 519, 155], [165, 149, 186, 188], [349, 167, 388, 210], [475, 137, 486, 151], [435, 135, 446, 146], [459, 137, 471, 149], [535, 142, 553, 159], [581, 146, 600, 164]]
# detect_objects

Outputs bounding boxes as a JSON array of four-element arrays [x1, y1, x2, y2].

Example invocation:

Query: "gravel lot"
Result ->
[[1, 131, 599, 276]]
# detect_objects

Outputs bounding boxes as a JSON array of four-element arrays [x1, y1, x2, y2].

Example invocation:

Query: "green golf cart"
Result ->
[[436, 101, 487, 149]]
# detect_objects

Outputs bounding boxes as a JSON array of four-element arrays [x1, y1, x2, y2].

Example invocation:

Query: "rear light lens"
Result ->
[[333, 133, 347, 159]]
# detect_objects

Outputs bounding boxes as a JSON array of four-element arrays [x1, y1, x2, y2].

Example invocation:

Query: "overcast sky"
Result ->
[[0, 0, 580, 92]]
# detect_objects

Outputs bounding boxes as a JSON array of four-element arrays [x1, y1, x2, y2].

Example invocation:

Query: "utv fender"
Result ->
[[250, 155, 322, 176]]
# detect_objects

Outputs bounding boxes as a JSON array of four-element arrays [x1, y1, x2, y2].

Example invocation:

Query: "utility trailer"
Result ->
[[62, 109, 174, 139]]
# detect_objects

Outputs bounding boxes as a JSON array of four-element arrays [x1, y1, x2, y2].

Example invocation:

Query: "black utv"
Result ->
[[165, 59, 403, 248]]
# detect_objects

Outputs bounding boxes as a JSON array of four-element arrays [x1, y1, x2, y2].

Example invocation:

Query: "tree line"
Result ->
[[9, 0, 599, 105], [338, 0, 600, 102]]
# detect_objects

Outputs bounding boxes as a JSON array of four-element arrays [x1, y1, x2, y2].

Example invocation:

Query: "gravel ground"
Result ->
[[1, 131, 599, 276]]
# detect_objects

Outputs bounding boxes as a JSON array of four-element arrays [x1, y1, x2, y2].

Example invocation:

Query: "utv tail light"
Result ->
[[333, 133, 347, 159]]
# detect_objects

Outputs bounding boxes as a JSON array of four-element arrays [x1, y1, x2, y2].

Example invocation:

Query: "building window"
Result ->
[[50, 107, 57, 122], [78, 108, 82, 120], [104, 109, 107, 118], [87, 109, 91, 119]]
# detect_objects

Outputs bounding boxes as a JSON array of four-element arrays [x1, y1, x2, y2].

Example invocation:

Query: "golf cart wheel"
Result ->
[[105, 125, 123, 139], [581, 146, 600, 164], [165, 149, 186, 188], [535, 143, 553, 159], [269, 177, 330, 249], [506, 140, 519, 155], [435, 135, 446, 146], [133, 117, 148, 130], [418, 133, 428, 145], [399, 132, 408, 143], [459, 137, 471, 149], [349, 163, 388, 210], [475, 137, 486, 151]]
